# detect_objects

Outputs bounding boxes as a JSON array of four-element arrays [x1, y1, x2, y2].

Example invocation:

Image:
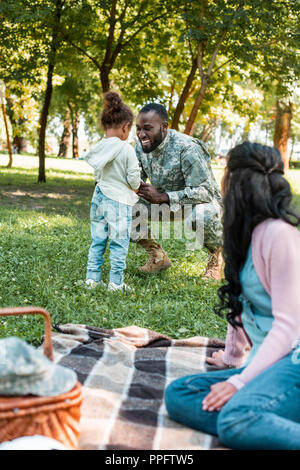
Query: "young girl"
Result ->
[[165, 142, 300, 449], [85, 92, 141, 292]]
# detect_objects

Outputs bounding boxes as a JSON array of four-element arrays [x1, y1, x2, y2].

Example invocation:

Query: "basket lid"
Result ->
[[0, 337, 77, 397]]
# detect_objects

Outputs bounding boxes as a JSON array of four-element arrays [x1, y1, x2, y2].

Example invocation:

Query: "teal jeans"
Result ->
[[165, 352, 300, 449], [86, 186, 132, 285]]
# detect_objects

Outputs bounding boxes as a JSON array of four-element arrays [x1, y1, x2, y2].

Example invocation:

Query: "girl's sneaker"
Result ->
[[85, 279, 106, 289], [108, 282, 133, 292]]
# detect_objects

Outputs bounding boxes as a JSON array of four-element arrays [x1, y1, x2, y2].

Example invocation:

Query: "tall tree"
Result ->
[[171, 0, 299, 135], [49, 57, 103, 155], [37, 0, 64, 182], [57, 106, 72, 157], [274, 100, 293, 171], [1, 0, 81, 181], [62, 0, 179, 93], [0, 2, 43, 166], [171, 56, 198, 130], [0, 82, 13, 168], [70, 105, 80, 158]]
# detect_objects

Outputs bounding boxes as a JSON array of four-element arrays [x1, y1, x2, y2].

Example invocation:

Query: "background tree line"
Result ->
[[0, 0, 299, 181]]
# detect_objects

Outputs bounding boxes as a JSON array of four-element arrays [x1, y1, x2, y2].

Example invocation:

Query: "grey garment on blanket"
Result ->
[[0, 337, 77, 396]]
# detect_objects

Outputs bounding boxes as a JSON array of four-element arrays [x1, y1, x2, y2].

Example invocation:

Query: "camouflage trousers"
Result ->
[[130, 198, 223, 253]]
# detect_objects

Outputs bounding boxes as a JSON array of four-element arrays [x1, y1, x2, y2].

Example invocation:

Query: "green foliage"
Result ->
[[172, 0, 300, 131], [5, 81, 40, 147], [49, 54, 103, 138], [0, 0, 299, 167]]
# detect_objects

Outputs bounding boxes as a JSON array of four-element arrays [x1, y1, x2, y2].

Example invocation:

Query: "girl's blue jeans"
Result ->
[[165, 351, 300, 449], [86, 186, 132, 285]]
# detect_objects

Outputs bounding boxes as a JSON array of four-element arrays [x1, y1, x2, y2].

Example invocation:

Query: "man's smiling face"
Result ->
[[136, 111, 168, 154]]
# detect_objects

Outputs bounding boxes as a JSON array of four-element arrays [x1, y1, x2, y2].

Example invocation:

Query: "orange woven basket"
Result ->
[[0, 307, 82, 450]]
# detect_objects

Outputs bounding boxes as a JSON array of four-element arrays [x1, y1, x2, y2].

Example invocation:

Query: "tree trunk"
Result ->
[[100, 68, 110, 93], [184, 78, 208, 135], [199, 118, 218, 142], [241, 129, 250, 142], [5, 97, 27, 155], [38, 0, 62, 183], [72, 110, 80, 158], [273, 100, 293, 172], [13, 136, 28, 153], [38, 61, 55, 182], [171, 57, 198, 130], [168, 80, 175, 116], [1, 102, 13, 168], [289, 134, 295, 163], [58, 107, 72, 157]]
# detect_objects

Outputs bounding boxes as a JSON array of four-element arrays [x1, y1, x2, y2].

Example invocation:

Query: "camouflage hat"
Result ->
[[0, 337, 77, 397]]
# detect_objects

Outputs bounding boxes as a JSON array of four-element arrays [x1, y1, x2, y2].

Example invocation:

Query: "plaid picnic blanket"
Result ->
[[51, 323, 226, 450]]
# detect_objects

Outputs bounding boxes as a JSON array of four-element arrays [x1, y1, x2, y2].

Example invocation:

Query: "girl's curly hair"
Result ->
[[101, 91, 134, 129]]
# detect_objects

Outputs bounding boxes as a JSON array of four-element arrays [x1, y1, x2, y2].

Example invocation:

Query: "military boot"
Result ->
[[202, 247, 223, 280], [137, 239, 172, 273]]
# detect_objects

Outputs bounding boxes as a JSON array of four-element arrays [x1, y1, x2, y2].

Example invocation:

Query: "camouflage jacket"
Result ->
[[135, 129, 222, 207]]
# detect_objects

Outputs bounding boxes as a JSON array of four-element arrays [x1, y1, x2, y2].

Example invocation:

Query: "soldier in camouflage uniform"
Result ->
[[132, 103, 223, 279]]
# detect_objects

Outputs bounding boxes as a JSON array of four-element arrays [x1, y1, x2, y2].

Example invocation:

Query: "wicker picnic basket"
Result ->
[[0, 307, 82, 449]]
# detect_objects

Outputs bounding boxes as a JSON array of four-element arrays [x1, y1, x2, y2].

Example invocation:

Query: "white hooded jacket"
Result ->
[[85, 137, 141, 206]]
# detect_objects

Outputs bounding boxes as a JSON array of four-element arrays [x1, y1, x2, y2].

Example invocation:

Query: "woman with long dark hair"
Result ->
[[165, 142, 300, 449]]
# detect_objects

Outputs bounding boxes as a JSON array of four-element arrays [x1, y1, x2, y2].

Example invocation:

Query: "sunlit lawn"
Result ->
[[0, 152, 299, 346]]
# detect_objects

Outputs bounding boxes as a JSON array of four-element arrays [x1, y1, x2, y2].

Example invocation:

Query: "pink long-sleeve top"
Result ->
[[222, 218, 300, 390]]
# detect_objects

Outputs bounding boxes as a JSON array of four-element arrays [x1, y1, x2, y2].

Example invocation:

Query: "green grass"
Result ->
[[1, 153, 300, 346]]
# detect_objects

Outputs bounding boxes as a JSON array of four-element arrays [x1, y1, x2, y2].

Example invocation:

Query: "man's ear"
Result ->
[[161, 121, 168, 138]]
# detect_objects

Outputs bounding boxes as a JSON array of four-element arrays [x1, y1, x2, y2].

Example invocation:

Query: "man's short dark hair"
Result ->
[[139, 103, 168, 122]]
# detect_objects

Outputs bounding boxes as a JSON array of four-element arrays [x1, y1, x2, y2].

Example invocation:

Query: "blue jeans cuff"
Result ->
[[109, 273, 123, 285], [86, 271, 101, 282]]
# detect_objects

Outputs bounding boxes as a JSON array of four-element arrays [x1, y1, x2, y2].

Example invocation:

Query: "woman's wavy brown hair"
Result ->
[[216, 142, 300, 328]]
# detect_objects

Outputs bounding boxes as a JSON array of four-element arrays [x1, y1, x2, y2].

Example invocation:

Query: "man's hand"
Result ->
[[202, 382, 237, 412], [206, 350, 229, 369], [137, 182, 169, 204]]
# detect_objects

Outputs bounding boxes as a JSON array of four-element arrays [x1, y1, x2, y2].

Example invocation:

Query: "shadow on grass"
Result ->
[[0, 191, 91, 219], [0, 169, 95, 219]]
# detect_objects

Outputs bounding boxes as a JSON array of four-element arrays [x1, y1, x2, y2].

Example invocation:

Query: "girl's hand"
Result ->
[[202, 381, 237, 412], [206, 349, 229, 369]]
